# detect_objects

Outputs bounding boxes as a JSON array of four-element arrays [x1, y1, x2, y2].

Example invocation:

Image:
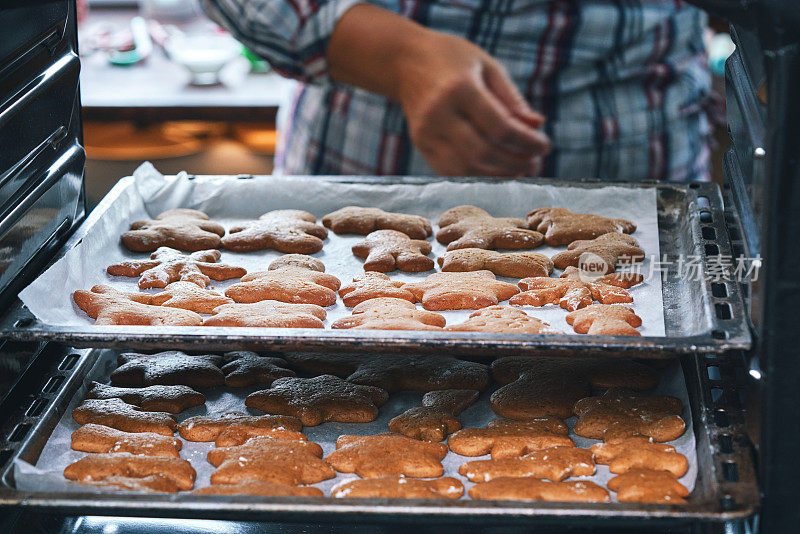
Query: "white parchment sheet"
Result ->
[[14, 349, 696, 500], [20, 163, 665, 336]]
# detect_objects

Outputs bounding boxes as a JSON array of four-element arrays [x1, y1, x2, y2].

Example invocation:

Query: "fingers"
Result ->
[[483, 62, 545, 129]]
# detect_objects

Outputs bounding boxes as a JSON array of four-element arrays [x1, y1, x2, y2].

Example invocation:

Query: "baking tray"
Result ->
[[0, 176, 751, 357], [0, 345, 759, 524]]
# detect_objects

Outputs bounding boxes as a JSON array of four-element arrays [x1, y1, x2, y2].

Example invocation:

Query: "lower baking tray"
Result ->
[[0, 175, 751, 357], [0, 345, 759, 524]]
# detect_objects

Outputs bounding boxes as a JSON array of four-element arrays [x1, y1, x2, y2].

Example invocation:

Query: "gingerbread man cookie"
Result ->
[[246, 375, 389, 426], [565, 304, 643, 335], [607, 468, 689, 503], [338, 272, 416, 307], [448, 418, 574, 458], [221, 210, 328, 253], [551, 232, 645, 274], [110, 351, 224, 388], [352, 229, 434, 272], [438, 249, 553, 278], [150, 281, 232, 313], [527, 207, 636, 246], [325, 433, 448, 478], [389, 389, 479, 442], [331, 298, 446, 331], [459, 446, 595, 482], [193, 480, 323, 497], [64, 453, 196, 491], [322, 206, 432, 239], [204, 300, 327, 328], [402, 271, 519, 310], [220, 351, 295, 387], [445, 306, 562, 333], [332, 476, 464, 499], [73, 285, 203, 326], [224, 254, 341, 306], [71, 424, 183, 457], [436, 206, 544, 251], [591, 436, 689, 477], [107, 247, 246, 289], [72, 398, 177, 435], [86, 382, 205, 414], [469, 478, 610, 502], [121, 209, 225, 252], [179, 412, 305, 446]]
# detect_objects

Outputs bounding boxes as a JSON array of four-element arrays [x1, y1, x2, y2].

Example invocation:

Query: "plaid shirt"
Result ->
[[203, 0, 711, 181]]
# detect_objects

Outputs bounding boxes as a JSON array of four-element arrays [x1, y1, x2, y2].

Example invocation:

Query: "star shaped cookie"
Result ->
[[107, 247, 246, 289], [110, 351, 224, 388], [150, 281, 232, 313], [220, 351, 295, 387], [86, 382, 205, 414]]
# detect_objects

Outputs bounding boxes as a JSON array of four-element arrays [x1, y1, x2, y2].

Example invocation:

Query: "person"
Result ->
[[202, 0, 711, 181]]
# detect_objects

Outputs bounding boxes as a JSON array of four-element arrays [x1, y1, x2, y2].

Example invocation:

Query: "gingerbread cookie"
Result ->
[[86, 382, 205, 414], [72, 398, 177, 435], [331, 298, 445, 331], [64, 452, 196, 490], [322, 206, 432, 239], [220, 351, 295, 387], [193, 480, 323, 497], [573, 388, 685, 442], [490, 357, 658, 420], [225, 254, 341, 306], [389, 389, 479, 442], [560, 266, 644, 289], [110, 351, 224, 388], [436, 206, 544, 251], [325, 433, 448, 478], [448, 419, 574, 458], [352, 230, 434, 272], [179, 412, 305, 446], [459, 446, 595, 482], [78, 474, 182, 493], [332, 476, 464, 499], [207, 436, 334, 486], [221, 210, 328, 253], [71, 424, 183, 457], [527, 207, 636, 246], [551, 233, 645, 274], [438, 249, 553, 278], [511, 278, 593, 311], [204, 300, 327, 328], [591, 436, 689, 477], [402, 271, 519, 310], [73, 285, 203, 326], [107, 247, 246, 289], [469, 478, 610, 502], [565, 304, 642, 335], [338, 272, 416, 307], [121, 209, 225, 252], [246, 375, 388, 426], [445, 306, 562, 334], [283, 353, 490, 393], [150, 281, 233, 313], [607, 468, 689, 503]]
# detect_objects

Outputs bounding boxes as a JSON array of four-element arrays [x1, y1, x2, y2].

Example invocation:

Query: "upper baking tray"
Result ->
[[0, 175, 751, 357]]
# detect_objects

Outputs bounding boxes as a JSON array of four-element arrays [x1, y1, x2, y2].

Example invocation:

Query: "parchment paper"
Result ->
[[20, 163, 665, 336], [14, 350, 696, 500]]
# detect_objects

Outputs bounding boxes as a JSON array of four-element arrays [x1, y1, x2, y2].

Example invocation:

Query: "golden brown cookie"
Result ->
[[86, 382, 205, 414], [64, 452, 196, 491], [221, 210, 328, 253], [121, 209, 225, 252], [110, 351, 224, 388], [71, 424, 183, 457], [527, 208, 636, 246], [220, 351, 295, 387], [490, 357, 659, 420], [246, 375, 389, 426], [560, 266, 644, 289], [331, 298, 445, 331], [573, 388, 685, 442], [591, 436, 689, 477], [284, 353, 490, 393], [150, 281, 233, 313], [192, 480, 324, 497], [73, 285, 203, 326], [607, 468, 689, 503], [459, 446, 595, 482], [511, 278, 593, 311], [469, 477, 610, 502], [325, 433, 448, 478], [352, 229, 434, 272], [332, 476, 464, 499], [565, 304, 642, 335], [204, 300, 327, 328], [207, 436, 334, 486], [338, 272, 416, 307], [72, 398, 177, 435], [179, 412, 305, 447], [551, 233, 645, 274], [436, 206, 544, 251], [448, 419, 573, 458], [402, 271, 519, 311], [444, 306, 562, 334], [77, 474, 182, 493], [106, 247, 246, 289], [389, 389, 479, 442], [322, 206, 432, 239], [438, 249, 553, 278]]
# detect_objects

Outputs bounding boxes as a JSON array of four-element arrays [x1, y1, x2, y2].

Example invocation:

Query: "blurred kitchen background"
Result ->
[[78, 0, 737, 208]]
